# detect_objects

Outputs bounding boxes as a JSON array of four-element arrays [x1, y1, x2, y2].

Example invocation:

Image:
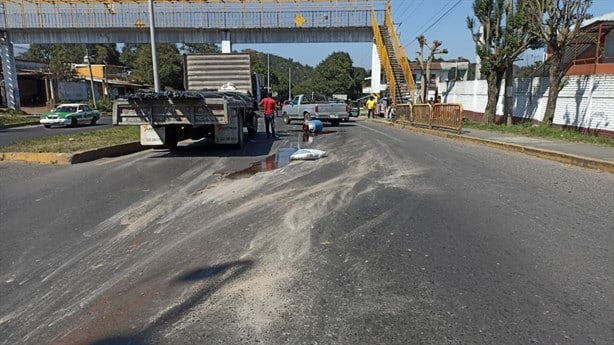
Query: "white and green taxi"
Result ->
[[40, 103, 100, 128]]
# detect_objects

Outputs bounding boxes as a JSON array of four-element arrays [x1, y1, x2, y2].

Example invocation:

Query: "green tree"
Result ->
[[17, 44, 53, 63], [242, 49, 314, 100], [467, 0, 536, 124], [180, 43, 220, 54], [131, 44, 183, 90], [91, 44, 121, 65], [20, 44, 108, 80], [119, 44, 140, 71], [524, 0, 593, 124], [351, 67, 368, 99], [307, 52, 361, 97], [49, 44, 87, 80]]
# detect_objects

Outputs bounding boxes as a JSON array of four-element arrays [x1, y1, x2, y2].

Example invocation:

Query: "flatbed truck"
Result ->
[[113, 53, 261, 149]]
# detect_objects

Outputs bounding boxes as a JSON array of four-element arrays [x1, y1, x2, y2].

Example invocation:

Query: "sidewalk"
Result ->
[[369, 117, 614, 173]]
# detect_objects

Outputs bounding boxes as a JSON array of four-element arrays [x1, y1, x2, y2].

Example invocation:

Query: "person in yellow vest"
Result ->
[[366, 96, 376, 119]]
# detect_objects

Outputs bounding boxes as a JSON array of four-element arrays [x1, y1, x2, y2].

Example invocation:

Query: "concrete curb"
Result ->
[[0, 151, 73, 164], [0, 121, 40, 129], [1, 142, 148, 165], [370, 118, 614, 174]]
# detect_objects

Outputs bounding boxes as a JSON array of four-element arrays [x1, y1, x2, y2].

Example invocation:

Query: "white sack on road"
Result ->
[[290, 149, 327, 160]]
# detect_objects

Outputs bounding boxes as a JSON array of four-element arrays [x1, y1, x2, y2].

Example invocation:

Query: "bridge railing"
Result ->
[[383, 4, 415, 103], [0, 2, 383, 29], [371, 10, 396, 106]]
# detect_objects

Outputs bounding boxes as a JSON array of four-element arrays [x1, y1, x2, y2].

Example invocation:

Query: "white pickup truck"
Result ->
[[281, 94, 349, 126]]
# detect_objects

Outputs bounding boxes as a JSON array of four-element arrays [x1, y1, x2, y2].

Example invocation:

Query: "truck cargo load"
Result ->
[[112, 53, 261, 149]]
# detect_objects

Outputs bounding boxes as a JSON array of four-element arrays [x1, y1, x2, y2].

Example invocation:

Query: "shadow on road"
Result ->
[[89, 259, 254, 345]]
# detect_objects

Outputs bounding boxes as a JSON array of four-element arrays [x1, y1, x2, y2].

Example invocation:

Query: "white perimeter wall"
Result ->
[[439, 74, 614, 133]]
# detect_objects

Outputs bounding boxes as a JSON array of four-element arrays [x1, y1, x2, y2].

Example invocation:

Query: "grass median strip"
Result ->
[[0, 126, 140, 153], [0, 114, 36, 126]]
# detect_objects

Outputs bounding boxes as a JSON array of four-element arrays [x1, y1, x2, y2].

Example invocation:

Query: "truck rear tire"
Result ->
[[164, 126, 179, 150], [235, 114, 244, 149], [246, 111, 258, 135]]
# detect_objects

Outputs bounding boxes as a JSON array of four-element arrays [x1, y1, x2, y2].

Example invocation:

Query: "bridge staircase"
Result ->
[[371, 4, 416, 106]]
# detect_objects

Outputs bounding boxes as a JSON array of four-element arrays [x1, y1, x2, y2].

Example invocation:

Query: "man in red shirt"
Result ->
[[259, 93, 278, 138]]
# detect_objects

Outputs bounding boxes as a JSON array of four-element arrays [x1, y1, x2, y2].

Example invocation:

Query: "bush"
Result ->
[[90, 98, 113, 113], [0, 109, 27, 116]]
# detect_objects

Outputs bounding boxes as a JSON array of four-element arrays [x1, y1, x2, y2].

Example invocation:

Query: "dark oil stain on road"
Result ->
[[226, 147, 296, 179], [225, 128, 336, 179]]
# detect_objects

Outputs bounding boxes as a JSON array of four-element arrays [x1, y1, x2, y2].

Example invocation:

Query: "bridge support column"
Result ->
[[370, 43, 382, 95], [221, 30, 232, 53], [0, 32, 20, 110]]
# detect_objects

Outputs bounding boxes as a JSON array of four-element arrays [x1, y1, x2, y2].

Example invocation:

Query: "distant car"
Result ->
[[40, 103, 100, 128], [281, 94, 349, 126], [348, 100, 360, 117]]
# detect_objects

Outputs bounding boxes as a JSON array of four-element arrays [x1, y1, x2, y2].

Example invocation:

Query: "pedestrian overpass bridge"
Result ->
[[0, 0, 414, 110]]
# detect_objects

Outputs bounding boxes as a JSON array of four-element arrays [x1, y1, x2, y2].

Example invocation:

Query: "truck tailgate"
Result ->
[[113, 98, 229, 126], [317, 103, 347, 115]]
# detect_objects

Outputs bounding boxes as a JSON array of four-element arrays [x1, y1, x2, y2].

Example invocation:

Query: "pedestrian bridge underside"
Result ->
[[0, 0, 413, 110], [1, 0, 382, 44]]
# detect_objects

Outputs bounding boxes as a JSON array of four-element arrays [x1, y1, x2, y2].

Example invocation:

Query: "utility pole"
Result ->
[[85, 46, 97, 109], [148, 0, 160, 92], [267, 54, 270, 94], [504, 0, 514, 126], [288, 67, 291, 100]]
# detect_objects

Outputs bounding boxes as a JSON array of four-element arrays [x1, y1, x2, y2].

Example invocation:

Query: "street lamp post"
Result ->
[[85, 47, 97, 109], [148, 0, 160, 92]]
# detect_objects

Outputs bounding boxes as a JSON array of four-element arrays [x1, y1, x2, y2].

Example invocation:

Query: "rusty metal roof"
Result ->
[[531, 12, 614, 77]]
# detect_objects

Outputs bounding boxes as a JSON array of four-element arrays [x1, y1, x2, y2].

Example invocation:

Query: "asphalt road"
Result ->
[[0, 116, 113, 147], [1, 118, 613, 344]]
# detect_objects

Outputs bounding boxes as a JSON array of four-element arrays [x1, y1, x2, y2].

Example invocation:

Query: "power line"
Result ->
[[395, 0, 425, 24], [403, 0, 463, 49], [404, 0, 455, 42]]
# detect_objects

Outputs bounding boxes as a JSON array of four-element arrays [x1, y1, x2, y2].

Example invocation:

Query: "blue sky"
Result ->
[[235, 0, 614, 69], [12, 0, 612, 68]]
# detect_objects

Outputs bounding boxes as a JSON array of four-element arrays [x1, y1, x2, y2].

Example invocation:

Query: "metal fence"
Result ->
[[411, 104, 431, 128], [395, 103, 411, 122], [432, 103, 463, 133], [395, 103, 463, 134]]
